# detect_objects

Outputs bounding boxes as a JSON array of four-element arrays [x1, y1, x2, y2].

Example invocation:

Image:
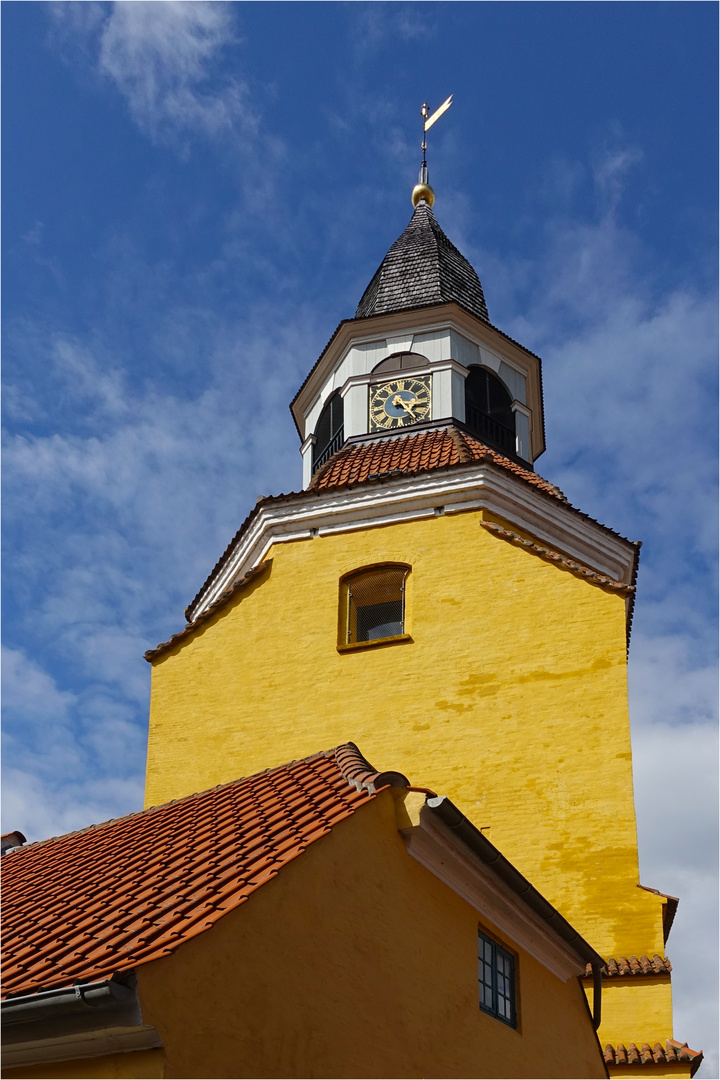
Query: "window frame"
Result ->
[[337, 563, 412, 652], [478, 927, 517, 1028]]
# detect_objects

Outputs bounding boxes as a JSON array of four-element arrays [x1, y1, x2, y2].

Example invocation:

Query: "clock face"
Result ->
[[369, 376, 432, 431]]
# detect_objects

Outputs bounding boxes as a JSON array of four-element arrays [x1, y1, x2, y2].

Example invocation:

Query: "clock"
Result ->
[[369, 376, 432, 431]]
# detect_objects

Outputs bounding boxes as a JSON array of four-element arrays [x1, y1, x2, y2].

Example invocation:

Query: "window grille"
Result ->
[[344, 566, 408, 644], [465, 367, 516, 457], [478, 929, 516, 1027], [313, 392, 344, 472]]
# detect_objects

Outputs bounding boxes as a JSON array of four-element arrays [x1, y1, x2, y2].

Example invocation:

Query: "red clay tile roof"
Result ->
[[1, 744, 399, 1000], [583, 955, 672, 978], [603, 1040, 703, 1075], [310, 425, 567, 500]]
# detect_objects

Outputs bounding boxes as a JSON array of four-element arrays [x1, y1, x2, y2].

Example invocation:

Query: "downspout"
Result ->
[[591, 961, 603, 1030]]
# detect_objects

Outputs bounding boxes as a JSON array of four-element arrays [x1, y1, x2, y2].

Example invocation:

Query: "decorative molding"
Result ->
[[402, 807, 587, 981], [189, 461, 636, 622]]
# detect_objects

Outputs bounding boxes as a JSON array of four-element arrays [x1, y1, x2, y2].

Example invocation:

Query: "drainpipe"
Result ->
[[591, 962, 603, 1030]]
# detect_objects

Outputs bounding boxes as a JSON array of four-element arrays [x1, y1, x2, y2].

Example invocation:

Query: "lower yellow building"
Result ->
[[2, 745, 612, 1079]]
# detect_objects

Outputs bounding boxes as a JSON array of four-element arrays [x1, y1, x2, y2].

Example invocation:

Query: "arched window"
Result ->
[[372, 351, 430, 374], [312, 392, 344, 473], [464, 366, 516, 456], [341, 565, 410, 646]]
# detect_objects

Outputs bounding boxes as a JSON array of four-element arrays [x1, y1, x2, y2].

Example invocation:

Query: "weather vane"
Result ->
[[412, 94, 453, 208]]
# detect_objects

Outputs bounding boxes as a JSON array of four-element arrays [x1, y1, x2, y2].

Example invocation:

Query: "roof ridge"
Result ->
[[333, 742, 410, 794]]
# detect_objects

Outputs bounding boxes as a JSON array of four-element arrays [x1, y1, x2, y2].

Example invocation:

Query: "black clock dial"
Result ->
[[369, 377, 432, 431]]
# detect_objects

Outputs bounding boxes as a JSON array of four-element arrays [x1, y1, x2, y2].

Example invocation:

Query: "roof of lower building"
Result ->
[[1, 744, 395, 1000], [355, 202, 489, 323], [603, 1040, 703, 1076]]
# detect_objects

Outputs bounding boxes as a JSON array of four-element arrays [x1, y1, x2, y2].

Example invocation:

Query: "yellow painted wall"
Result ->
[[584, 976, 674, 1046], [3, 1048, 163, 1078], [136, 790, 606, 1080], [146, 507, 664, 963]]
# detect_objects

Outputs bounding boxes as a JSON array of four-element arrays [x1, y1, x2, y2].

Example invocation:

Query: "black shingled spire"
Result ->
[[355, 201, 489, 323]]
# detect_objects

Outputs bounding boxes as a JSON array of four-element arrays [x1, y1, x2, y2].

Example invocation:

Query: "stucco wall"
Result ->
[[136, 792, 606, 1079], [145, 507, 663, 961]]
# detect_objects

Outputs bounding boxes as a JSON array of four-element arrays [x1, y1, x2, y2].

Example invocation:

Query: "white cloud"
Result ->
[[632, 703, 718, 1076], [2, 767, 143, 844], [50, 1, 254, 143]]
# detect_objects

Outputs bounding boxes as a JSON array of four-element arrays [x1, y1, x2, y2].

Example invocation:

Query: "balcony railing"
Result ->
[[465, 405, 516, 457], [312, 426, 345, 473]]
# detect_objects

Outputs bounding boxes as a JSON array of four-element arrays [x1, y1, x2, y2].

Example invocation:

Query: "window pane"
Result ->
[[478, 930, 515, 1027]]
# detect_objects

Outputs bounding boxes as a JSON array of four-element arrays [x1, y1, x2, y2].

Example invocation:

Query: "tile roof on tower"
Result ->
[[310, 424, 566, 500], [355, 202, 490, 323]]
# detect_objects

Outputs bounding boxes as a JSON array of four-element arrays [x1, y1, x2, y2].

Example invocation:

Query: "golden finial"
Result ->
[[411, 94, 453, 208]]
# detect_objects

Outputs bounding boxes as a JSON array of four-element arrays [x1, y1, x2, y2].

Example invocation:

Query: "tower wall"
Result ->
[[145, 507, 664, 960]]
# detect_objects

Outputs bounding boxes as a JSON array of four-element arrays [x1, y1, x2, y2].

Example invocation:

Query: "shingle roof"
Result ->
[[1, 744, 399, 1000], [603, 1041, 703, 1075], [355, 202, 489, 323], [310, 424, 566, 501], [583, 955, 672, 978]]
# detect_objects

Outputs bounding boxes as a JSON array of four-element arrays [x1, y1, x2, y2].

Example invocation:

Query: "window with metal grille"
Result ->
[[313, 392, 344, 473], [464, 366, 516, 457], [478, 929, 516, 1027], [343, 565, 409, 645]]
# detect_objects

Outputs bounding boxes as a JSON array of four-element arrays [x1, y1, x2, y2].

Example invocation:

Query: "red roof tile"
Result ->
[[310, 425, 567, 501], [603, 1041, 703, 1076], [583, 955, 672, 978], [1, 744, 395, 1000]]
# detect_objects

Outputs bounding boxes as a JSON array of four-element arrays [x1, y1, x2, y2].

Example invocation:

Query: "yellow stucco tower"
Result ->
[[144, 175, 699, 1074]]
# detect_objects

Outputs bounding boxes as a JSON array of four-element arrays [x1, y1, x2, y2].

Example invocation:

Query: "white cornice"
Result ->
[[403, 807, 587, 981], [190, 462, 635, 621]]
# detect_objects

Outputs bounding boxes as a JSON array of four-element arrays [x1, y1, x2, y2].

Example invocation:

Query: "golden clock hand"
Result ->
[[393, 394, 419, 416]]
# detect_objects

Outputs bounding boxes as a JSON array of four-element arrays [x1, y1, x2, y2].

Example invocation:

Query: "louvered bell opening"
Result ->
[[346, 567, 408, 644]]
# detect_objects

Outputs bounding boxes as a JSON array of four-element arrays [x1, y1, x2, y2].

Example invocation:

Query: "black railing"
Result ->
[[313, 426, 345, 473], [465, 405, 516, 456]]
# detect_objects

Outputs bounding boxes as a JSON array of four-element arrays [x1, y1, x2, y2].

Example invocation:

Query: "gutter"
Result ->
[[425, 795, 603, 1030], [2, 975, 163, 1069], [1, 977, 135, 1025]]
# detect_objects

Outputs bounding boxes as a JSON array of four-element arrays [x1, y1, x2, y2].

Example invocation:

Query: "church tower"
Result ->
[[143, 151, 697, 1074]]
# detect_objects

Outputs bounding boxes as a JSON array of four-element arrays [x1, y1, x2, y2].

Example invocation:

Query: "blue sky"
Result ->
[[2, 2, 717, 1070]]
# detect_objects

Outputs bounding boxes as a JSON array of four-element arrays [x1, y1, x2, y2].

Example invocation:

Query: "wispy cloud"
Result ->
[[50, 1, 254, 144]]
